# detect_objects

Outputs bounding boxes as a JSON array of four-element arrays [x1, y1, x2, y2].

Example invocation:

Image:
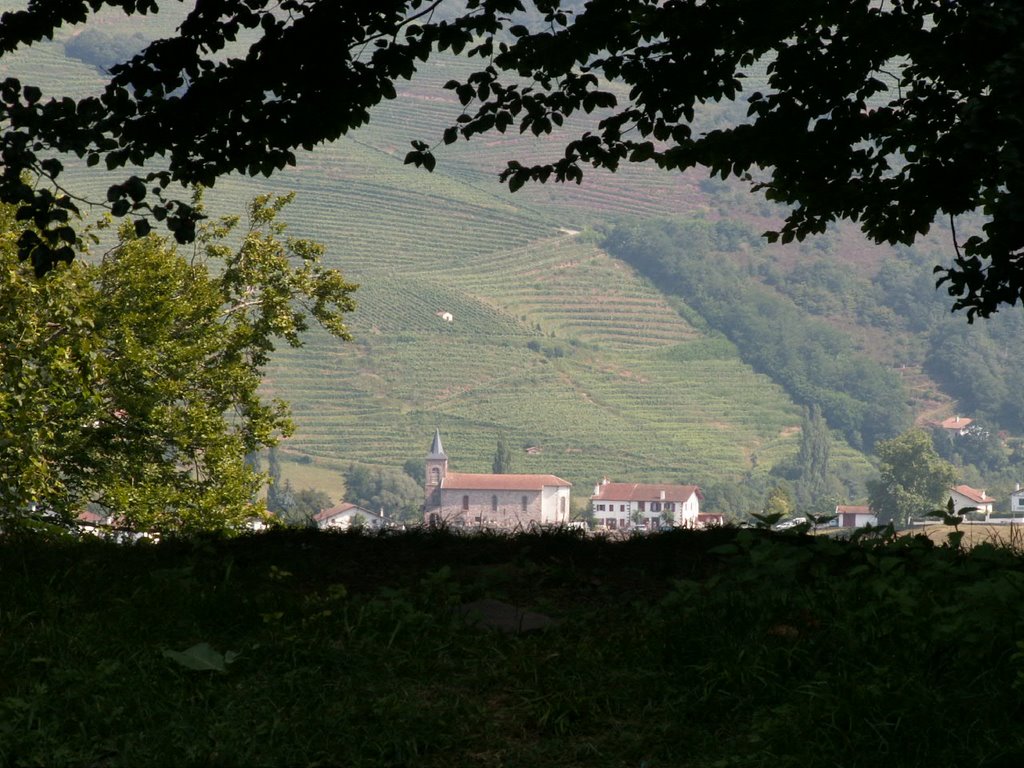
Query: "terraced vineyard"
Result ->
[[1, 9, 874, 497]]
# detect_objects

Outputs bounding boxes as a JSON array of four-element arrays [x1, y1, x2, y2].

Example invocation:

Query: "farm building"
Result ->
[[835, 505, 877, 528], [422, 430, 571, 529]]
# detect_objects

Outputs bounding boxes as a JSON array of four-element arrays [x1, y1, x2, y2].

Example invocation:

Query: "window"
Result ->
[[620, 504, 627, 512], [665, 502, 674, 511], [596, 503, 605, 511], [492, 495, 498, 512], [638, 501, 645, 512], [560, 497, 567, 514], [462, 495, 469, 511], [521, 495, 528, 511], [651, 501, 660, 512], [430, 467, 440, 485]]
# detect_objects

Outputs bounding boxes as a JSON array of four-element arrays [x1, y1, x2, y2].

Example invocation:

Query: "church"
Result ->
[[423, 429, 572, 529]]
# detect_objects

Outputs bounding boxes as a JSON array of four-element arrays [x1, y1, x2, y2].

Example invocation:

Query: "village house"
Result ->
[[590, 478, 703, 530], [313, 502, 387, 531], [1010, 485, 1024, 516], [834, 505, 877, 528], [934, 415, 974, 436], [948, 485, 995, 518], [422, 430, 571, 529]]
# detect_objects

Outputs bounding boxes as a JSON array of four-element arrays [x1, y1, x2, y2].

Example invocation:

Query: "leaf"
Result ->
[[162, 642, 237, 673]]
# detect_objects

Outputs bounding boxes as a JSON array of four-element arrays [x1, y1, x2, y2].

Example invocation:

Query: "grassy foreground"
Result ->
[[2, 527, 1023, 768]]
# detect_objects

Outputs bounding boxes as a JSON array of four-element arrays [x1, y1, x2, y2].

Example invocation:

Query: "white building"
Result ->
[[590, 478, 703, 530], [835, 505, 877, 528], [313, 503, 387, 531], [948, 485, 995, 518]]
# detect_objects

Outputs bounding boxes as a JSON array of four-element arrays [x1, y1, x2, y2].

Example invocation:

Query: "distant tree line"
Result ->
[[603, 220, 911, 450]]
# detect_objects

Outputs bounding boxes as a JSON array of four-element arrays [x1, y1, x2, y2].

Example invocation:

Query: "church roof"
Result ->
[[427, 427, 447, 459], [441, 472, 571, 491]]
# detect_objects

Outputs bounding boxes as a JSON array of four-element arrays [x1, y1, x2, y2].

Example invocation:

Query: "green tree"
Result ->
[[868, 429, 957, 527], [0, 194, 356, 534], [492, 437, 513, 474], [266, 445, 285, 514], [343, 464, 423, 523], [279, 487, 333, 527], [2, 1, 1022, 317], [794, 405, 840, 514], [763, 484, 796, 520]]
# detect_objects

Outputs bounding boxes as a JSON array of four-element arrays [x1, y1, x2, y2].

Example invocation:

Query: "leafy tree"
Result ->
[[1, 1, 1022, 317], [403, 458, 426, 486], [868, 429, 957, 526], [763, 484, 796, 520], [931, 423, 1007, 476], [343, 464, 423, 522], [278, 487, 334, 527], [492, 437, 513, 474], [0, 194, 356, 533]]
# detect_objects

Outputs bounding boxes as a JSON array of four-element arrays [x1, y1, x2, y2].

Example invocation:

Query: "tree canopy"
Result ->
[[0, 193, 356, 533], [867, 429, 957, 526], [1, 0, 1021, 317]]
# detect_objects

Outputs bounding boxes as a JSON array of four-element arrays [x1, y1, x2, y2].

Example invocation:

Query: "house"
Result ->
[[948, 485, 995, 518], [1010, 484, 1024, 516], [934, 415, 974, 436], [590, 477, 703, 530], [423, 429, 571, 529], [835, 505, 877, 528], [314, 502, 387, 531]]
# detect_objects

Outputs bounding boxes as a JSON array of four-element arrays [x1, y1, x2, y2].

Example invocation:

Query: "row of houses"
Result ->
[[312, 431, 1024, 533], [835, 484, 1014, 528], [314, 430, 716, 532]]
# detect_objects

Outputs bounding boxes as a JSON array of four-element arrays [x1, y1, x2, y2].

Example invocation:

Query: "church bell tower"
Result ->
[[425, 427, 448, 503]]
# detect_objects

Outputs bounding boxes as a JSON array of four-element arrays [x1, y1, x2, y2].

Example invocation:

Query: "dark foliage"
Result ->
[[1, 1, 1021, 318]]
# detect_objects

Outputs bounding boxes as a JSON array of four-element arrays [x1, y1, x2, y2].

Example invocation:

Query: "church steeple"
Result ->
[[425, 428, 448, 499], [428, 427, 446, 460]]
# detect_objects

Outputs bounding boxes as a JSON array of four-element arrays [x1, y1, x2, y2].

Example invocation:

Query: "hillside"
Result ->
[[19, 6, 1020, 507]]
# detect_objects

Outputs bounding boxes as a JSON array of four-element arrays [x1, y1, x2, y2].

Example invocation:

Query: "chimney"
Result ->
[[660, 490, 666, 501], [955, 415, 960, 423]]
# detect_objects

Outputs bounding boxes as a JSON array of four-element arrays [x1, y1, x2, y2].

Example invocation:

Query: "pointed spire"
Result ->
[[428, 427, 446, 459]]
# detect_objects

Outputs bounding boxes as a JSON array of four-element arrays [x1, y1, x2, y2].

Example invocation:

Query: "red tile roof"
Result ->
[[936, 416, 974, 430], [951, 485, 994, 504], [441, 472, 571, 491], [591, 482, 702, 503]]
